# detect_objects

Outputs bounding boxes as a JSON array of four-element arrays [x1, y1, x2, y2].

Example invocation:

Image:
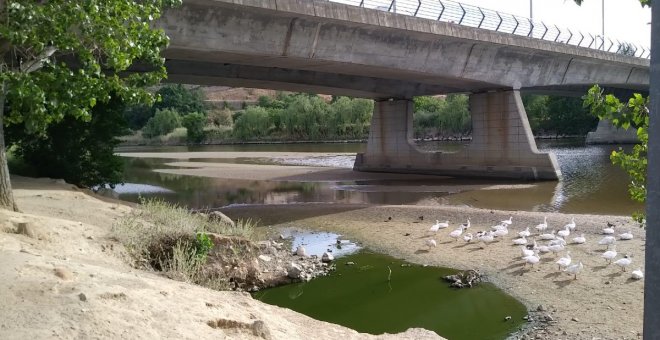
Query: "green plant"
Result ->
[[583, 85, 648, 224], [207, 108, 233, 127], [6, 93, 129, 188], [153, 84, 206, 116], [182, 112, 207, 143], [0, 0, 179, 210], [143, 109, 182, 138], [194, 233, 214, 260]]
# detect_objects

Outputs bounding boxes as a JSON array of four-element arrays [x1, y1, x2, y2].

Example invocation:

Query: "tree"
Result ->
[[142, 109, 182, 138], [0, 0, 180, 210], [583, 85, 649, 223], [7, 93, 129, 188], [182, 112, 206, 143], [153, 84, 206, 116]]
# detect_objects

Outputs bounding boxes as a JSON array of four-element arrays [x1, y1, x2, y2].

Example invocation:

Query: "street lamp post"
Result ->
[[530, 0, 533, 19]]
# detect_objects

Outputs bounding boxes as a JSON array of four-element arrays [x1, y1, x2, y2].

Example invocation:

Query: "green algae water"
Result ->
[[252, 251, 526, 339]]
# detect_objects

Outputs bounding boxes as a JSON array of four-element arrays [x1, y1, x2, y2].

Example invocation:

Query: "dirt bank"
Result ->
[[0, 176, 440, 340]]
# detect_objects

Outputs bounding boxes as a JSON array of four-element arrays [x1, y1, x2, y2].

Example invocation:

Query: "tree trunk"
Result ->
[[0, 81, 18, 211]]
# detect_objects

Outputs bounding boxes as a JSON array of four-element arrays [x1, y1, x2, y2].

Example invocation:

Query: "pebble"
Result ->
[[345, 262, 355, 266], [505, 316, 512, 321], [54, 267, 74, 280], [78, 293, 87, 302], [572, 317, 579, 322], [258, 255, 272, 262], [537, 304, 547, 312]]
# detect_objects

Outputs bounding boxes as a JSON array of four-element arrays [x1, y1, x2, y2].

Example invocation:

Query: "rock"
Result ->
[[87, 235, 94, 240], [287, 263, 303, 279], [258, 255, 272, 262], [504, 316, 512, 321], [537, 304, 547, 312], [95, 187, 119, 199], [544, 314, 554, 322], [572, 317, 579, 322], [54, 267, 74, 280], [321, 252, 334, 263], [295, 245, 307, 257], [209, 211, 236, 227], [345, 261, 355, 266], [16, 222, 36, 238], [78, 293, 87, 302]]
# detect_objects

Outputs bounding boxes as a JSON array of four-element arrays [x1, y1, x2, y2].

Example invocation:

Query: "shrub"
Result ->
[[142, 108, 182, 138], [232, 106, 272, 140], [6, 93, 129, 188], [182, 112, 206, 143], [207, 108, 233, 127], [153, 84, 206, 116], [112, 198, 255, 279]]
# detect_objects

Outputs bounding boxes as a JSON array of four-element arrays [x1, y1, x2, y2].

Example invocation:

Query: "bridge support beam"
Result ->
[[585, 119, 639, 144], [354, 90, 561, 180]]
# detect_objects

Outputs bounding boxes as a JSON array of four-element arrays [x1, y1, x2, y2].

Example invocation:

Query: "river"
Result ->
[[116, 139, 641, 217]]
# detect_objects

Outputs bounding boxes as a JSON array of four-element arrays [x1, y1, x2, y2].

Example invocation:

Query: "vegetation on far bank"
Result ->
[[119, 84, 598, 146]]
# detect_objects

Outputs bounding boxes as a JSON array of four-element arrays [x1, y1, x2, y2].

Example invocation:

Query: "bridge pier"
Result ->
[[354, 90, 561, 180]]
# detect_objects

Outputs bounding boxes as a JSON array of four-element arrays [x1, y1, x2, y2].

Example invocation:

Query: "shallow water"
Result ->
[[253, 250, 527, 339], [117, 139, 642, 216]]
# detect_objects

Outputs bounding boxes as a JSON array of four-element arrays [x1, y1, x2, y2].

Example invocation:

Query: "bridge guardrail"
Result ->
[[328, 0, 650, 59]]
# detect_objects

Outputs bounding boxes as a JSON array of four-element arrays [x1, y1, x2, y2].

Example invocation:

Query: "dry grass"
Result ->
[[112, 198, 255, 287]]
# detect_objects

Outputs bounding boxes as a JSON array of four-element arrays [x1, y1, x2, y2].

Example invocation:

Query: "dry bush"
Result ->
[[112, 198, 255, 287]]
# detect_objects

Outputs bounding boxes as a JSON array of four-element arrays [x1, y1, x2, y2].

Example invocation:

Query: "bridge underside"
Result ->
[[354, 90, 561, 180]]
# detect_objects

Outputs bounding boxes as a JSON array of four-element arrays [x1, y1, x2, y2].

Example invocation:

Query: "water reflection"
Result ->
[[118, 139, 642, 216]]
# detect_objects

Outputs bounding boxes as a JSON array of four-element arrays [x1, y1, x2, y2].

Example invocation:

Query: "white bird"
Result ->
[[295, 245, 307, 257], [549, 243, 565, 256], [521, 246, 535, 258], [539, 231, 556, 240], [564, 217, 576, 231], [537, 245, 551, 254], [631, 268, 644, 280], [501, 216, 513, 226], [429, 220, 449, 232], [463, 233, 473, 243], [614, 255, 633, 272], [619, 231, 634, 240], [572, 234, 586, 244], [460, 219, 471, 229], [535, 216, 548, 232], [449, 227, 464, 242], [493, 228, 509, 238], [512, 237, 528, 245], [426, 239, 437, 249], [524, 251, 540, 266], [556, 251, 572, 270], [557, 226, 570, 238], [518, 227, 531, 238], [549, 237, 566, 247], [564, 261, 584, 280], [479, 231, 495, 247], [602, 246, 617, 264], [602, 226, 615, 235], [491, 224, 507, 232], [598, 235, 617, 249]]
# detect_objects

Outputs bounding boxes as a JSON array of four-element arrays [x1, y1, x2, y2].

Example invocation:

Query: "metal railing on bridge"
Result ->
[[328, 0, 650, 59]]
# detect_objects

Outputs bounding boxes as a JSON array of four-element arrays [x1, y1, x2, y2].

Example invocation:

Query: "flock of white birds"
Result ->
[[425, 216, 644, 281]]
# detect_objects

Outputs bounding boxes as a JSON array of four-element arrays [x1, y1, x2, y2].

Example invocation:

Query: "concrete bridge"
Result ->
[[159, 0, 650, 180]]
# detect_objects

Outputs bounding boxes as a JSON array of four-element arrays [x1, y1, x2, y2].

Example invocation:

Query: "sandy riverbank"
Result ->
[[222, 203, 644, 340], [0, 176, 440, 340]]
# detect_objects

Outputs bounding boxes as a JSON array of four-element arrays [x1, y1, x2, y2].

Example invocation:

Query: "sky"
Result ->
[[456, 0, 651, 47]]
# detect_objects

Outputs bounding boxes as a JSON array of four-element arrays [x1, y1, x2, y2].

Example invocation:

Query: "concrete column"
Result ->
[[354, 90, 561, 180], [586, 119, 639, 144]]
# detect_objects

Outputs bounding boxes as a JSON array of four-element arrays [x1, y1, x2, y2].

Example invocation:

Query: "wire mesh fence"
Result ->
[[328, 0, 649, 59]]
